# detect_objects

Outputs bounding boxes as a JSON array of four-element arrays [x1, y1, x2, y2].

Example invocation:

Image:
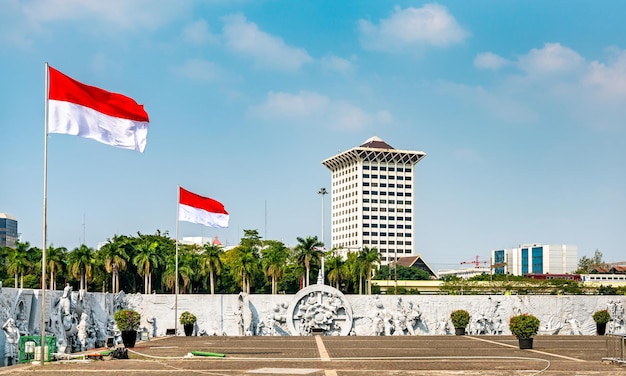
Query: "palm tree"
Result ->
[[67, 244, 95, 291], [326, 253, 346, 290], [177, 245, 197, 294], [133, 240, 163, 294], [46, 244, 67, 291], [161, 255, 177, 293], [199, 243, 223, 295], [6, 240, 32, 288], [261, 240, 289, 294], [294, 236, 323, 288], [361, 246, 381, 295], [231, 245, 259, 293], [98, 235, 130, 293]]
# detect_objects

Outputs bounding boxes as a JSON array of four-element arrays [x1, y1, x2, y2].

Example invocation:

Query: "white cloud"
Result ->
[[221, 13, 312, 72], [320, 55, 355, 74], [250, 91, 329, 118], [172, 58, 225, 82], [249, 91, 391, 131], [23, 0, 190, 31], [359, 4, 469, 52], [437, 81, 538, 124], [0, 0, 190, 46], [517, 43, 584, 76], [583, 48, 626, 98], [474, 52, 510, 70], [182, 19, 218, 45]]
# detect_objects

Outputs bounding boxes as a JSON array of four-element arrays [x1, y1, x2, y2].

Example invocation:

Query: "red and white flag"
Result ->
[[47, 65, 150, 152], [178, 187, 229, 228]]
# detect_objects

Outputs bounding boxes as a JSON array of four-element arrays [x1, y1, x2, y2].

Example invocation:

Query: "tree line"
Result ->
[[0, 229, 394, 295]]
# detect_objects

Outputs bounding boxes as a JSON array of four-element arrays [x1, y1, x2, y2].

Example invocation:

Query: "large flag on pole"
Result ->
[[47, 66, 150, 152], [178, 186, 229, 228]]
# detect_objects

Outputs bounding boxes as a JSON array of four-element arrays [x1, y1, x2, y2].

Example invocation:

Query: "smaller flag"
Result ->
[[178, 187, 229, 228], [47, 65, 150, 152]]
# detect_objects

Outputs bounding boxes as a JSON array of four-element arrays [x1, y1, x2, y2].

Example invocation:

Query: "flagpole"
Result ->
[[40, 62, 49, 365], [175, 185, 180, 335]]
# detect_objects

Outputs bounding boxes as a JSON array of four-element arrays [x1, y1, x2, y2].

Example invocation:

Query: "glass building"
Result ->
[[0, 212, 18, 248]]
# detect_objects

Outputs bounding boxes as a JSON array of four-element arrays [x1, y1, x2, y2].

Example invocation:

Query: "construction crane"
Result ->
[[461, 256, 488, 269]]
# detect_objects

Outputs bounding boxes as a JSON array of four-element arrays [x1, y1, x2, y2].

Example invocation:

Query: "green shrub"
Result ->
[[179, 311, 197, 325], [450, 309, 470, 328], [509, 313, 540, 339], [114, 309, 141, 331], [592, 309, 611, 324]]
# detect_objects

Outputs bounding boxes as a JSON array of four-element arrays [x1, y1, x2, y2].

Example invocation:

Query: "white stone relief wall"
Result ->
[[1, 285, 625, 365]]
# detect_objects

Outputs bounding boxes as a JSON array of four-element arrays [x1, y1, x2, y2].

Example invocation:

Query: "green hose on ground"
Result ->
[[191, 351, 225, 358]]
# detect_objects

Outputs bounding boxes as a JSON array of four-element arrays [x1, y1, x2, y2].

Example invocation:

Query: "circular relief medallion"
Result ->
[[286, 284, 353, 336]]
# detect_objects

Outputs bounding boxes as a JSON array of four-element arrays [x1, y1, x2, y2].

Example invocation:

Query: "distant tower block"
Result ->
[[322, 136, 426, 265]]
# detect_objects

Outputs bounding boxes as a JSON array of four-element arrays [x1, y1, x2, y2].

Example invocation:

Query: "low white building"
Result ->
[[438, 267, 491, 279], [491, 244, 578, 276]]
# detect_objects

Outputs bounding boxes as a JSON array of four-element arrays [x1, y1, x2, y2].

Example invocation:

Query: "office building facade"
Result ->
[[322, 136, 426, 264], [491, 244, 578, 276], [0, 212, 18, 248]]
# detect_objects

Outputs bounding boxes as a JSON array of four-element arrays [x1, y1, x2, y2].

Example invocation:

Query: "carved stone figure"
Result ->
[[3, 318, 20, 366]]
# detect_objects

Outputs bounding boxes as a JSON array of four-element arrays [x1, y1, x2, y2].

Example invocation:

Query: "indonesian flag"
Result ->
[[47, 65, 150, 153], [178, 187, 229, 228]]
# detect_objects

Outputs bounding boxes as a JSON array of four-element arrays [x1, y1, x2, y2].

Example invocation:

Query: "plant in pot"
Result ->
[[114, 308, 141, 348], [592, 310, 611, 336], [180, 311, 197, 336], [450, 309, 471, 335], [509, 313, 540, 349]]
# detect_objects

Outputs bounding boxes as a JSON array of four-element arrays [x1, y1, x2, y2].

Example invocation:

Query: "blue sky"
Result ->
[[1, 1, 624, 271]]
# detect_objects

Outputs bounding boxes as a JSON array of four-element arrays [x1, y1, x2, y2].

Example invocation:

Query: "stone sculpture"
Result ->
[[2, 318, 20, 366]]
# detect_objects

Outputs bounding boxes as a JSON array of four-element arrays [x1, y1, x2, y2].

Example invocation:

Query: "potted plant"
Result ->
[[592, 310, 611, 335], [114, 308, 141, 348], [450, 309, 470, 335], [509, 313, 540, 349], [180, 311, 197, 336]]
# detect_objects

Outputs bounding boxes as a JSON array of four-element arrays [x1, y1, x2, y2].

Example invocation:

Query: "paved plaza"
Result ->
[[2, 335, 625, 375]]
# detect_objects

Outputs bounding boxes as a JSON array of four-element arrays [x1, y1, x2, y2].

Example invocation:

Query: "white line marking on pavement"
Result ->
[[465, 336, 586, 362], [315, 335, 331, 362]]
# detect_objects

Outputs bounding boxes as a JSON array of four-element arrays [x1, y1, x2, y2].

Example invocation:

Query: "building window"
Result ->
[[363, 232, 370, 236], [363, 165, 370, 170], [371, 166, 378, 171], [363, 215, 370, 220], [363, 182, 370, 186], [363, 174, 370, 178]]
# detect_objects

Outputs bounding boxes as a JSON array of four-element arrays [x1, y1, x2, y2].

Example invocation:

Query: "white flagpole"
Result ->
[[175, 185, 180, 335], [40, 62, 49, 365]]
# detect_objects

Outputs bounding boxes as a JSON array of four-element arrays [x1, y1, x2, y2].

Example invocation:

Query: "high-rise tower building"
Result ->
[[322, 136, 426, 264], [0, 212, 18, 248]]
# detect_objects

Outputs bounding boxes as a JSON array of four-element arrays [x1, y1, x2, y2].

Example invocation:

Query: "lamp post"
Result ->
[[318, 188, 328, 283], [318, 188, 327, 246]]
